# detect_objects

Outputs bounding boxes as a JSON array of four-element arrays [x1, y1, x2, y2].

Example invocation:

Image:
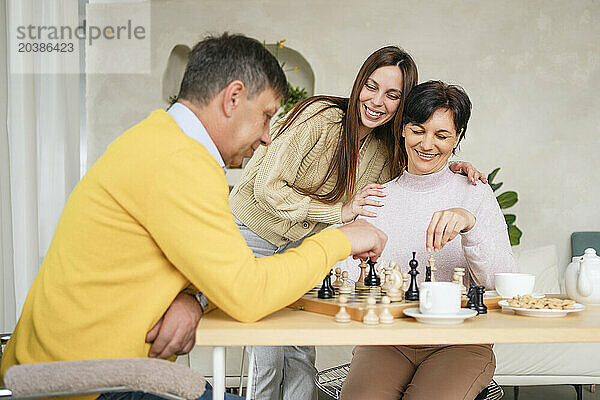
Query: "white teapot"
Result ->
[[565, 248, 600, 305]]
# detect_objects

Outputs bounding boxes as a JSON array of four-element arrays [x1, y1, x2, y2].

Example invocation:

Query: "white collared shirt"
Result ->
[[167, 102, 226, 171]]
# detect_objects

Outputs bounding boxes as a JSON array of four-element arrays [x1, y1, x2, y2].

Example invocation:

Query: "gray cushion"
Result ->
[[4, 358, 205, 399]]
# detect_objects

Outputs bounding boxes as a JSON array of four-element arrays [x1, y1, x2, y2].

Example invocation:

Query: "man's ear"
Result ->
[[222, 80, 245, 118]]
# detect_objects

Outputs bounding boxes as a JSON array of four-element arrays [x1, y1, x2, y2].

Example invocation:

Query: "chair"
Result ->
[[313, 363, 503, 400], [1, 334, 12, 398], [0, 333, 207, 400], [571, 231, 600, 257]]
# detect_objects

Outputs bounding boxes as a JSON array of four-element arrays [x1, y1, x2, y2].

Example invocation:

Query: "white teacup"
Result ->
[[419, 282, 461, 315], [494, 273, 535, 298]]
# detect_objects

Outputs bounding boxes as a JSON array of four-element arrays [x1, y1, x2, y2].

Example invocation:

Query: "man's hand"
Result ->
[[146, 292, 203, 359], [337, 219, 387, 261], [449, 161, 487, 185]]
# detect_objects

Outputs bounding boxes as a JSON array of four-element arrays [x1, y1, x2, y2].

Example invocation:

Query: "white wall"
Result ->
[[0, 0, 17, 332], [86, 0, 600, 276]]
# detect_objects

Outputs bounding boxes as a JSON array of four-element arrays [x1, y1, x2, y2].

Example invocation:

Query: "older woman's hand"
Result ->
[[426, 208, 476, 252], [449, 161, 487, 185], [341, 183, 386, 223]]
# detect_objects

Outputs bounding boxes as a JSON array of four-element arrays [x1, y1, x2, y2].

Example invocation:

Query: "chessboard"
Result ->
[[288, 286, 501, 322]]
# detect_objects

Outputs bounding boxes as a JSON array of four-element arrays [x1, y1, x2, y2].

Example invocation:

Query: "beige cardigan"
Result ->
[[229, 101, 393, 246]]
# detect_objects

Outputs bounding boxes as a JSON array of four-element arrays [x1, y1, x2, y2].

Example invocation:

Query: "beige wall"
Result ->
[[87, 0, 600, 277]]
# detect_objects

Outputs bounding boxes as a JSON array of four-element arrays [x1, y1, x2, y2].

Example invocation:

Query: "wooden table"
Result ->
[[196, 305, 600, 399]]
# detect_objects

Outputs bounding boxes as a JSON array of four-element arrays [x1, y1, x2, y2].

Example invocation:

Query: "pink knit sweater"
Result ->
[[348, 164, 517, 289]]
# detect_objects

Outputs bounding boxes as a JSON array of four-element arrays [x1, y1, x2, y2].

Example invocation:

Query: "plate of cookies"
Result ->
[[498, 295, 585, 317]]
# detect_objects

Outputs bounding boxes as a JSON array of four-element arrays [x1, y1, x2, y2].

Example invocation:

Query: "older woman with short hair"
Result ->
[[340, 81, 517, 400]]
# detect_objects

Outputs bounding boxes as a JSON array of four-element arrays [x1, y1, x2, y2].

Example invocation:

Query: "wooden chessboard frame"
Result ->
[[289, 286, 501, 322]]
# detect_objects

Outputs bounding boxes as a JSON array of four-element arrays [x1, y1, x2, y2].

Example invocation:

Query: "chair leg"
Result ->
[[239, 346, 246, 396], [573, 384, 582, 400], [513, 386, 520, 400]]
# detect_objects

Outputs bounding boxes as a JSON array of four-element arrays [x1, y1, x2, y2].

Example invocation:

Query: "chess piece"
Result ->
[[377, 260, 388, 277], [405, 252, 420, 301], [339, 271, 353, 295], [335, 294, 351, 323], [475, 286, 487, 314], [379, 296, 394, 324], [401, 272, 410, 293], [427, 254, 436, 282], [355, 260, 368, 290], [453, 268, 466, 295], [466, 283, 478, 311], [318, 269, 335, 299], [382, 263, 393, 291], [364, 258, 381, 287], [332, 267, 343, 289], [362, 296, 379, 325], [389, 260, 399, 271], [387, 270, 404, 302]]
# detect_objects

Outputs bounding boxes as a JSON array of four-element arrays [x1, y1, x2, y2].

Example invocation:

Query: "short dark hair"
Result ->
[[178, 33, 289, 106], [402, 80, 472, 153]]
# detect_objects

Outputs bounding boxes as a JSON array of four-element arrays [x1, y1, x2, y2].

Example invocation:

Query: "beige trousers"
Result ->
[[339, 344, 495, 400]]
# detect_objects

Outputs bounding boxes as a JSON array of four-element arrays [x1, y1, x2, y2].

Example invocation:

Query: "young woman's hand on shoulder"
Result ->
[[449, 161, 488, 185], [341, 183, 386, 222]]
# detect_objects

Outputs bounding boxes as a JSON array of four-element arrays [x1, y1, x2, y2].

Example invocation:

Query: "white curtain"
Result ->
[[1, 0, 81, 332]]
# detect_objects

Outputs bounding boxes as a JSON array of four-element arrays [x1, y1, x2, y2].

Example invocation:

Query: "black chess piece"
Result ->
[[364, 258, 381, 286], [466, 283, 478, 311], [425, 265, 432, 282], [327, 268, 335, 293], [475, 286, 487, 314], [318, 269, 334, 299], [405, 252, 420, 301]]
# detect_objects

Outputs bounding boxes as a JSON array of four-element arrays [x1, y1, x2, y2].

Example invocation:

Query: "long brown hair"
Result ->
[[273, 46, 418, 204]]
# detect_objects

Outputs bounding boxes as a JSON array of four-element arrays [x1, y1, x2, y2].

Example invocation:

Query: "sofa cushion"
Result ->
[[515, 244, 560, 294]]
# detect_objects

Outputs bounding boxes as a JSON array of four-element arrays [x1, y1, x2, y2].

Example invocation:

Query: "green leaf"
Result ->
[[490, 182, 503, 192], [504, 214, 516, 225], [497, 191, 518, 209], [508, 225, 522, 246], [487, 168, 500, 184]]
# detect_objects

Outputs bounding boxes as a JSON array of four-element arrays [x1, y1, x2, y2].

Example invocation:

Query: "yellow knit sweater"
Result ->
[[0, 110, 351, 388], [229, 101, 393, 246]]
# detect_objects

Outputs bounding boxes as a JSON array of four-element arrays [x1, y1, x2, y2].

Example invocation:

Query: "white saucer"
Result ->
[[498, 300, 585, 317], [486, 290, 544, 299], [403, 308, 478, 325]]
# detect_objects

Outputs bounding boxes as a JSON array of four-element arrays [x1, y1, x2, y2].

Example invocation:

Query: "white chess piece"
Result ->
[[387, 270, 404, 302], [390, 260, 399, 271], [379, 296, 394, 324], [428, 254, 437, 282], [363, 296, 379, 325], [339, 271, 353, 295], [332, 267, 343, 288], [335, 294, 351, 323], [355, 260, 368, 290], [382, 263, 393, 291], [454, 267, 466, 295], [402, 272, 410, 293]]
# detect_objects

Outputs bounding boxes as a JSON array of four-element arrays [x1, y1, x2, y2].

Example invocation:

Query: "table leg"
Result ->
[[245, 346, 255, 400], [213, 346, 226, 400]]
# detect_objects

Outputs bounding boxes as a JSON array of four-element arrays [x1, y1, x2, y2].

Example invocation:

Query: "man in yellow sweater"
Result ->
[[0, 33, 386, 399]]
